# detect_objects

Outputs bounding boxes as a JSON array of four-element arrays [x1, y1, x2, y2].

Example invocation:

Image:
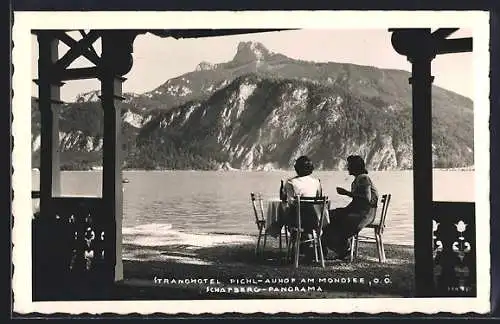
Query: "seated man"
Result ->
[[322, 155, 378, 260]]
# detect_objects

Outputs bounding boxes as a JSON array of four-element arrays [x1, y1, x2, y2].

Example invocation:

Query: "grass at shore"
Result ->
[[116, 237, 415, 300]]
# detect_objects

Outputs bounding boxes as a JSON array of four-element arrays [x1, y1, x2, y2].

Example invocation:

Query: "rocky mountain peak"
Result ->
[[76, 90, 101, 103], [35, 40, 474, 171], [195, 61, 215, 71], [232, 41, 270, 64]]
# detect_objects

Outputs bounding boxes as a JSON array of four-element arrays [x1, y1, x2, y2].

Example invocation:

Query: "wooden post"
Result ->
[[391, 28, 475, 297], [37, 32, 61, 214], [408, 30, 436, 297], [100, 35, 125, 282]]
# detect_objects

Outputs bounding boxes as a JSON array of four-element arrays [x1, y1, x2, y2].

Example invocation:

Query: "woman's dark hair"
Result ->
[[347, 155, 368, 174], [294, 155, 315, 177]]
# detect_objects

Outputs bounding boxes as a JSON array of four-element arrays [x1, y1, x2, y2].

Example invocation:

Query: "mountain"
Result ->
[[31, 41, 474, 171]]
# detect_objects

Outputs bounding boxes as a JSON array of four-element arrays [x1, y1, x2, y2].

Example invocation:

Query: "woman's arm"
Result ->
[[351, 175, 372, 202], [337, 187, 351, 196], [338, 176, 372, 201]]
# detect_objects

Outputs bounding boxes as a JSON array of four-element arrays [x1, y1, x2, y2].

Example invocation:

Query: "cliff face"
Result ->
[[31, 42, 474, 171], [132, 75, 418, 171]]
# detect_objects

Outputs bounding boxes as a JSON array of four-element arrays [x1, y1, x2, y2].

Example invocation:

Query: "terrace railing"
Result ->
[[33, 197, 115, 300], [432, 201, 476, 297]]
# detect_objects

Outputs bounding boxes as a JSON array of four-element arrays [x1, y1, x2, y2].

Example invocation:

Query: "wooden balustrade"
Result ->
[[432, 202, 476, 297], [33, 197, 115, 300]]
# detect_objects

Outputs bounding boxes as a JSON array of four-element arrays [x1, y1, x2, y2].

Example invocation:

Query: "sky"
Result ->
[[31, 29, 473, 102]]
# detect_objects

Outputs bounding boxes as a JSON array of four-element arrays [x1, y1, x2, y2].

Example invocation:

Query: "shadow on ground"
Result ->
[[115, 238, 415, 300]]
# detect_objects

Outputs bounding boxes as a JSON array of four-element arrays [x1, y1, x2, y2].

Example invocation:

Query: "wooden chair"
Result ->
[[286, 195, 328, 268], [350, 194, 392, 263], [250, 192, 288, 255]]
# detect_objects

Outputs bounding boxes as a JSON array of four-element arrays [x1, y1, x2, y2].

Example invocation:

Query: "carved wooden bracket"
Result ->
[[389, 28, 472, 61], [99, 30, 139, 77]]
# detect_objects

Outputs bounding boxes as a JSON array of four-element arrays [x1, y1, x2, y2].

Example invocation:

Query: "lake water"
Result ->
[[32, 170, 475, 250]]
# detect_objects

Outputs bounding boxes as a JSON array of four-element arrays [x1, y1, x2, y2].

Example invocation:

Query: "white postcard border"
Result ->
[[12, 10, 491, 314]]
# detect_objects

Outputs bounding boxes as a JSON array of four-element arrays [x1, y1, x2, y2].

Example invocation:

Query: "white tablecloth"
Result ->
[[265, 198, 330, 237], [265, 199, 284, 237]]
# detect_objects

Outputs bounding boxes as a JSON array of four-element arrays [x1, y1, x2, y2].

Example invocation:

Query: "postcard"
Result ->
[[12, 10, 491, 314]]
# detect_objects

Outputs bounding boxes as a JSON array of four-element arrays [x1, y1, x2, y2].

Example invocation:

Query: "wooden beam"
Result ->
[[32, 79, 65, 87], [432, 28, 459, 39], [409, 55, 435, 297], [31, 30, 60, 36], [148, 28, 293, 39], [58, 67, 100, 81], [37, 33, 61, 209], [54, 30, 100, 71], [79, 30, 100, 59], [54, 31, 101, 66], [390, 28, 437, 297], [436, 38, 473, 55], [100, 33, 124, 283]]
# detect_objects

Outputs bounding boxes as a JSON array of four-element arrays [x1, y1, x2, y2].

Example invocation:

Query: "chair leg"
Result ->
[[313, 232, 319, 262], [375, 232, 382, 263], [286, 231, 294, 263], [294, 232, 301, 268], [378, 234, 386, 262], [317, 235, 325, 268], [350, 235, 356, 262], [255, 228, 263, 255], [382, 240, 386, 262], [263, 232, 267, 253]]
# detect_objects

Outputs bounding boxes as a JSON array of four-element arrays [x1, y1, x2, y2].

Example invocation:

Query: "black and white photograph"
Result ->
[[12, 10, 490, 314]]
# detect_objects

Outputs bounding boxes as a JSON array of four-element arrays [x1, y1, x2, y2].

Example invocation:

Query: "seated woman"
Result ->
[[322, 155, 379, 260], [282, 155, 323, 260], [284, 155, 322, 203]]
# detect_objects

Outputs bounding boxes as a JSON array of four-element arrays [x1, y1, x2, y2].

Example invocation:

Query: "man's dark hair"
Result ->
[[294, 155, 315, 177], [347, 155, 368, 174]]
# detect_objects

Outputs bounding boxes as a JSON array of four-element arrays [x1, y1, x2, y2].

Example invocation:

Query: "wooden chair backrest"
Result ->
[[295, 195, 328, 232], [250, 192, 265, 223], [377, 194, 392, 233]]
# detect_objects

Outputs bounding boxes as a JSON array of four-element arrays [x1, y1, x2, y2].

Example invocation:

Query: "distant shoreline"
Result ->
[[32, 167, 475, 172]]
